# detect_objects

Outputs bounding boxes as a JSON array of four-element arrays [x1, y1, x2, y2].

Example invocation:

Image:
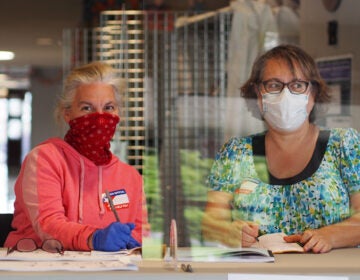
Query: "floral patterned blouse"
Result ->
[[207, 128, 360, 235]]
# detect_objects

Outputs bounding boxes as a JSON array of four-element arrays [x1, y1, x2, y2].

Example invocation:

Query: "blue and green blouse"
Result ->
[[207, 128, 360, 235]]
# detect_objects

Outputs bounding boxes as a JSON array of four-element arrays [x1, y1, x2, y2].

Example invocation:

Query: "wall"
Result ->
[[19, 0, 83, 147], [300, 0, 360, 130], [30, 67, 63, 147]]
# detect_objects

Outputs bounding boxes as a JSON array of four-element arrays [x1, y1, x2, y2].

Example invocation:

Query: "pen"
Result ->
[[105, 189, 120, 222]]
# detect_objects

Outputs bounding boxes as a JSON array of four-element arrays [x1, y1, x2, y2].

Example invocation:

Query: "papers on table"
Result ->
[[0, 260, 138, 272], [0, 248, 140, 271]]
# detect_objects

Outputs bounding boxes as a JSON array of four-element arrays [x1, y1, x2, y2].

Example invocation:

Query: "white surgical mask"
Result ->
[[262, 88, 309, 132]]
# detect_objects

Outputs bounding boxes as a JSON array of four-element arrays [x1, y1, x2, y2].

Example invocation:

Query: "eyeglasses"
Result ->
[[7, 238, 64, 255], [259, 79, 310, 95]]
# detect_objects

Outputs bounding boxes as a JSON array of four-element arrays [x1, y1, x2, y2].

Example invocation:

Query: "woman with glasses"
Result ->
[[202, 44, 360, 253], [5, 62, 148, 252]]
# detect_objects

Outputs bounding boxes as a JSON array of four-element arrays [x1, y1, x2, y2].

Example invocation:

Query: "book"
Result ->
[[165, 232, 303, 264], [175, 246, 274, 263], [252, 232, 304, 254]]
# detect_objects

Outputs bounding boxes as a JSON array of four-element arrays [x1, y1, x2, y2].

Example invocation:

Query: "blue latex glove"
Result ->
[[126, 236, 141, 249], [92, 222, 135, 251]]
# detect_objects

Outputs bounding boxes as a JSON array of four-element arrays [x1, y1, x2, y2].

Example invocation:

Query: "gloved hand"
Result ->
[[126, 236, 141, 249], [92, 222, 136, 251]]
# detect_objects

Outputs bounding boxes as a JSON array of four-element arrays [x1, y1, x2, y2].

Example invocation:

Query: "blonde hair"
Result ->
[[55, 61, 125, 129]]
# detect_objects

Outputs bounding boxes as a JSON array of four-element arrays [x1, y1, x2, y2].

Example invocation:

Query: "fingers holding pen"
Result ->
[[241, 221, 259, 247], [226, 220, 259, 247], [92, 222, 138, 251], [226, 221, 243, 247]]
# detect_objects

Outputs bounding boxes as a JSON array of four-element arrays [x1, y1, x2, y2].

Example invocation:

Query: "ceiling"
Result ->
[[0, 0, 232, 70], [0, 0, 83, 68]]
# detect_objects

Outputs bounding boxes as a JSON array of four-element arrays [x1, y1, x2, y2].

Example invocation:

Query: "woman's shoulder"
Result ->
[[110, 156, 142, 176], [216, 132, 264, 158], [323, 127, 360, 153], [26, 137, 64, 155], [25, 138, 82, 165], [224, 132, 264, 147], [328, 127, 359, 141]]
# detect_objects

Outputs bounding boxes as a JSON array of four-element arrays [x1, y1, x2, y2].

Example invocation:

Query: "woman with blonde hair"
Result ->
[[6, 61, 147, 252]]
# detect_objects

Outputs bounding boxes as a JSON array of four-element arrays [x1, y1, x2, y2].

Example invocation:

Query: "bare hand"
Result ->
[[284, 229, 333, 253], [224, 221, 259, 247], [224, 220, 243, 247], [241, 222, 259, 247]]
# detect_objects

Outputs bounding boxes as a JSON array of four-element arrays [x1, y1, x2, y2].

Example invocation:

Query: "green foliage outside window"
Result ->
[[143, 148, 214, 244]]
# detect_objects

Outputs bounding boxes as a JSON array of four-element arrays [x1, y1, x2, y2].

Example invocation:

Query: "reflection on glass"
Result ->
[[0, 92, 32, 213], [0, 163, 9, 212], [7, 119, 22, 140], [0, 98, 9, 213], [8, 98, 22, 117]]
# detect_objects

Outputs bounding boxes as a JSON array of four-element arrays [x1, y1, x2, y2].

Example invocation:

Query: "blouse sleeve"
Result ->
[[339, 128, 360, 195], [207, 137, 251, 193]]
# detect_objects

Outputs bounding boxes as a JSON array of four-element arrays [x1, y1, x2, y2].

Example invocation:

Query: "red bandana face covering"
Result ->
[[64, 113, 120, 165]]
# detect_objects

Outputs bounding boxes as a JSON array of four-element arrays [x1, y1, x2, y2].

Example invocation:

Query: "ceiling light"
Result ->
[[0, 51, 15, 61]]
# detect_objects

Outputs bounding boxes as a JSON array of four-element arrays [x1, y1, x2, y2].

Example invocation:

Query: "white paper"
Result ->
[[0, 248, 139, 271], [0, 260, 138, 272]]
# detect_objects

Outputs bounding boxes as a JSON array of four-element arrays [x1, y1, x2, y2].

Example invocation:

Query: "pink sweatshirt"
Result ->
[[5, 137, 147, 251]]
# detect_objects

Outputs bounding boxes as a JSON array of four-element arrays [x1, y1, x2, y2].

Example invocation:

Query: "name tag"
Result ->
[[103, 189, 129, 210]]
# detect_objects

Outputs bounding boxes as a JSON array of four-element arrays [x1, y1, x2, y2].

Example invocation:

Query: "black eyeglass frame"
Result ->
[[258, 79, 311, 95], [7, 238, 64, 255]]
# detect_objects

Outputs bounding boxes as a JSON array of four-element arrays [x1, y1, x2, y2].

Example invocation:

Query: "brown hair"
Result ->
[[241, 44, 330, 122]]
